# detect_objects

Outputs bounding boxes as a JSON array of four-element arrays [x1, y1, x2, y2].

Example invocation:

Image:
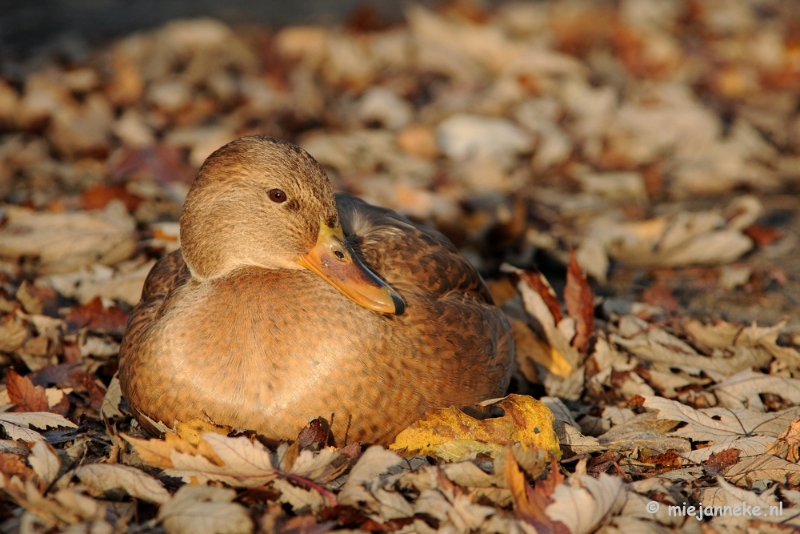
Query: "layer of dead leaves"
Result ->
[[2, 0, 800, 532]]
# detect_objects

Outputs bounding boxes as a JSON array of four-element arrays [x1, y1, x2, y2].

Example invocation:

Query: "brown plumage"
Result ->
[[119, 135, 514, 445]]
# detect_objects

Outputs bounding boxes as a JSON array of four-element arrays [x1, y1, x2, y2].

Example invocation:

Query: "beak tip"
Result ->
[[390, 293, 405, 316]]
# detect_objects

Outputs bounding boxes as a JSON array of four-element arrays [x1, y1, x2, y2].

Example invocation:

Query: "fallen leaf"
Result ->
[[641, 281, 679, 313], [504, 448, 566, 532], [0, 451, 35, 480], [100, 376, 123, 419], [564, 251, 594, 353], [27, 441, 61, 488], [390, 395, 561, 462], [167, 433, 271, 481], [68, 463, 170, 505], [6, 369, 49, 412], [502, 264, 578, 388], [744, 224, 782, 247], [64, 297, 129, 336], [517, 269, 563, 324], [704, 448, 741, 476], [0, 201, 136, 274], [680, 436, 775, 464], [158, 484, 253, 534], [713, 369, 800, 410], [612, 316, 771, 375], [724, 454, 800, 487], [0, 411, 77, 442], [768, 417, 800, 462], [643, 396, 800, 444], [545, 473, 628, 534], [697, 476, 785, 528], [273, 477, 326, 513]]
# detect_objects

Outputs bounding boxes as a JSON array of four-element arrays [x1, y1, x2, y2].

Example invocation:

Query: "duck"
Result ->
[[118, 135, 514, 445]]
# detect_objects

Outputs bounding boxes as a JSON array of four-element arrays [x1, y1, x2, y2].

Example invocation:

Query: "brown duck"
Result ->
[[119, 135, 514, 445]]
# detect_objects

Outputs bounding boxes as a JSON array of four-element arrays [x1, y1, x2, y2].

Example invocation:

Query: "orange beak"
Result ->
[[297, 223, 405, 315]]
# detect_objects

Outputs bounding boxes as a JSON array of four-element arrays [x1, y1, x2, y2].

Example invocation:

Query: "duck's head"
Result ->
[[180, 135, 404, 315]]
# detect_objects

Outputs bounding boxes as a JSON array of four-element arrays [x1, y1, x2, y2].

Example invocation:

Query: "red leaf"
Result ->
[[642, 281, 679, 313], [519, 271, 562, 324], [65, 297, 129, 335], [744, 225, 782, 247], [80, 183, 142, 212], [6, 369, 49, 412], [705, 448, 741, 476], [564, 251, 594, 353], [534, 458, 566, 499]]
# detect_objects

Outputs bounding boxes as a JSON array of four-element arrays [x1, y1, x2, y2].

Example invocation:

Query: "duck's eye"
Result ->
[[268, 189, 287, 203]]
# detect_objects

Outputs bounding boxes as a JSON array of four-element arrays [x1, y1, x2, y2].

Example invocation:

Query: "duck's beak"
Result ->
[[297, 223, 405, 315]]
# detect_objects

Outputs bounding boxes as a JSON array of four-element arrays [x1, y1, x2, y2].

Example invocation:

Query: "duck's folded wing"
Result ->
[[336, 192, 493, 303], [125, 249, 191, 340]]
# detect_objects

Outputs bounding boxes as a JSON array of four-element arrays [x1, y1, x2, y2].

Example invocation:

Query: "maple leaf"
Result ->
[[6, 369, 49, 412]]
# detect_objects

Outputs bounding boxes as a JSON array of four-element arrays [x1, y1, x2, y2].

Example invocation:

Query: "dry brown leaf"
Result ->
[[6, 369, 49, 412], [337, 446, 408, 519], [122, 433, 191, 469], [0, 310, 30, 353], [545, 474, 628, 534], [767, 417, 800, 462], [517, 269, 562, 323], [558, 424, 604, 454], [125, 432, 276, 487], [643, 396, 800, 445], [713, 370, 800, 410], [68, 463, 170, 505], [510, 317, 566, 383], [596, 413, 691, 454], [724, 454, 800, 487], [564, 251, 594, 353], [697, 476, 787, 529], [389, 395, 561, 462], [704, 448, 741, 476], [504, 448, 566, 532], [287, 447, 344, 482], [0, 201, 136, 274], [158, 485, 253, 534], [27, 441, 61, 489], [64, 297, 129, 336], [0, 411, 77, 442], [502, 264, 579, 393], [273, 478, 326, 513], [0, 456, 35, 502], [683, 319, 742, 349], [100, 376, 123, 420], [167, 434, 275, 487], [583, 201, 756, 269], [613, 316, 771, 375], [681, 436, 775, 464]]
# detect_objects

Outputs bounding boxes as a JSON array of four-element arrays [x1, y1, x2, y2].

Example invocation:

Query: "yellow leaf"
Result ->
[[510, 318, 573, 380], [122, 433, 175, 469], [121, 430, 224, 470], [175, 419, 232, 446], [389, 395, 561, 462]]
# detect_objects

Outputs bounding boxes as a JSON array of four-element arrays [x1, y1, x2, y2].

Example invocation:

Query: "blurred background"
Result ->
[[0, 0, 799, 333], [0, 0, 442, 54]]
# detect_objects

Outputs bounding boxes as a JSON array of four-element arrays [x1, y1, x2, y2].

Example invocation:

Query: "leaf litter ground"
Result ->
[[2, 0, 800, 532]]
